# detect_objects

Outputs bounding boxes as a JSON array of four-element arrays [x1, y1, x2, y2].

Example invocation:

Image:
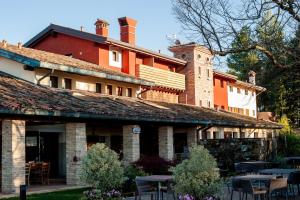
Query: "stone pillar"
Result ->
[[187, 127, 198, 148], [2, 120, 26, 193], [159, 126, 174, 160], [123, 125, 140, 163], [66, 123, 87, 185]]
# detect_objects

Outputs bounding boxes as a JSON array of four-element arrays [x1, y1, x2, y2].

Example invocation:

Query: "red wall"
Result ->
[[213, 76, 229, 110], [32, 32, 179, 76]]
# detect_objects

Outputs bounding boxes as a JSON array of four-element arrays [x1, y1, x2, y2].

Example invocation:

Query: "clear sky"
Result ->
[[0, 0, 188, 56]]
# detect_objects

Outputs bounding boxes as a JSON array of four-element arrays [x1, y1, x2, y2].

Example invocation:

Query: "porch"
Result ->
[[0, 120, 199, 194]]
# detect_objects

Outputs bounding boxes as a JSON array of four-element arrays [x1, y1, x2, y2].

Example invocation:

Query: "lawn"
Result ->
[[2, 189, 85, 200]]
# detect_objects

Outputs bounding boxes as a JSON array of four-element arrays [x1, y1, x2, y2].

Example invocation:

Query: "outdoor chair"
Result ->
[[288, 171, 300, 196], [267, 178, 288, 200], [25, 163, 31, 186], [41, 162, 50, 185], [240, 179, 267, 200], [230, 178, 244, 200], [135, 177, 157, 200], [160, 181, 176, 200]]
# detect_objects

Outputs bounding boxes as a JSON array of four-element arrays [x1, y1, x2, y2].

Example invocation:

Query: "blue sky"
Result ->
[[0, 0, 188, 56]]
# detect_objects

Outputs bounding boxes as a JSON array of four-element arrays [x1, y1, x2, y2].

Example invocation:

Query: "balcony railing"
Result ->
[[137, 64, 185, 90]]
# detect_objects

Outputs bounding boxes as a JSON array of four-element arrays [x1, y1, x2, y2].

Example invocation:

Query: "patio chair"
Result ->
[[240, 179, 267, 200], [288, 171, 300, 196], [160, 181, 176, 200], [267, 178, 288, 200], [230, 178, 244, 200], [135, 177, 157, 200], [41, 162, 50, 185], [25, 163, 31, 186]]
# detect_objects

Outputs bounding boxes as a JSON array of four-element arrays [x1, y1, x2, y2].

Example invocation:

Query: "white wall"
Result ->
[[227, 85, 257, 117], [0, 57, 36, 83]]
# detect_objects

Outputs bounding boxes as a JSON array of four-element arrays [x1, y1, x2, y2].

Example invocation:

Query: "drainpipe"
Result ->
[[37, 69, 55, 85]]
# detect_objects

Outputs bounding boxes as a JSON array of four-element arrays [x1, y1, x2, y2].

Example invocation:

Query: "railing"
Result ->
[[137, 64, 185, 90]]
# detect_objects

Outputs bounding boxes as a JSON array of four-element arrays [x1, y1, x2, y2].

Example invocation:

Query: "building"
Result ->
[[0, 18, 281, 194], [24, 18, 186, 104]]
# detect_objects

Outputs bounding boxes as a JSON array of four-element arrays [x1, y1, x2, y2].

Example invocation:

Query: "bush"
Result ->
[[80, 143, 124, 198], [122, 165, 147, 194], [171, 145, 222, 200], [134, 155, 177, 174], [278, 133, 300, 156]]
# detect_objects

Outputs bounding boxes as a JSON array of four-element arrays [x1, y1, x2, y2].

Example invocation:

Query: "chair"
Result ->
[[240, 179, 267, 200], [160, 181, 176, 200], [267, 178, 288, 200], [230, 178, 243, 200], [288, 171, 300, 196], [41, 162, 50, 185], [135, 177, 157, 200], [25, 163, 31, 186]]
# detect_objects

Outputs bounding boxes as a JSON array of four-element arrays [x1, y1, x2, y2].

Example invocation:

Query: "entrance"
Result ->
[[140, 126, 158, 156], [26, 132, 61, 178]]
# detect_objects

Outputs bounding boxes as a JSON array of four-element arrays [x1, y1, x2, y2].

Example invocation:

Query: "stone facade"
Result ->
[[1, 120, 26, 193], [187, 127, 198, 147], [66, 123, 87, 185], [123, 125, 140, 163], [158, 126, 174, 160], [170, 44, 214, 108]]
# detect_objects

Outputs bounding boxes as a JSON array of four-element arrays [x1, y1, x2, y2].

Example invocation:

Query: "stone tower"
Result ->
[[169, 43, 214, 108]]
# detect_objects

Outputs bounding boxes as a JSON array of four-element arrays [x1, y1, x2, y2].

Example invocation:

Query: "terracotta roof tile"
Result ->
[[0, 72, 281, 129]]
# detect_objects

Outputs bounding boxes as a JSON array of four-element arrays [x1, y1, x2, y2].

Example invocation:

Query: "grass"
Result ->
[[2, 189, 85, 200]]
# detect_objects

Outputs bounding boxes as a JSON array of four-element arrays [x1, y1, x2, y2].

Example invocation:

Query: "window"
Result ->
[[181, 54, 186, 59], [233, 132, 239, 138], [198, 67, 201, 76], [252, 91, 255, 96], [207, 101, 211, 108], [252, 110, 256, 116], [254, 132, 259, 138], [117, 86, 123, 96], [213, 78, 215, 86], [246, 109, 250, 116], [237, 88, 241, 94], [213, 132, 218, 139], [240, 132, 246, 138], [221, 106, 225, 110], [127, 88, 132, 97], [107, 85, 113, 95], [96, 83, 102, 93], [229, 86, 233, 92], [245, 89, 248, 95], [199, 100, 202, 107], [63, 78, 72, 89], [109, 47, 122, 68], [201, 131, 207, 140], [207, 69, 210, 77], [50, 76, 58, 88], [112, 51, 118, 62], [197, 54, 201, 60], [220, 80, 224, 88]]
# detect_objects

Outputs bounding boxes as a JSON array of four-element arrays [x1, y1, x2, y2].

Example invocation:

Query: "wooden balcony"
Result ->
[[137, 64, 185, 90]]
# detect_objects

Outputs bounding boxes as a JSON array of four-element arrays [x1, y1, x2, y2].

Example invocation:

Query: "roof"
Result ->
[[24, 24, 187, 65], [213, 70, 266, 92], [0, 42, 154, 86], [0, 71, 281, 129]]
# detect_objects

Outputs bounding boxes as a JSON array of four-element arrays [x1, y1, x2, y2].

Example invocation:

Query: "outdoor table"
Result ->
[[234, 174, 277, 181], [259, 168, 300, 176], [138, 175, 173, 200]]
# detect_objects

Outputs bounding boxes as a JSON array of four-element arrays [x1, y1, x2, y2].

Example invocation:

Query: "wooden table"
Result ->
[[259, 168, 300, 176], [137, 175, 173, 200]]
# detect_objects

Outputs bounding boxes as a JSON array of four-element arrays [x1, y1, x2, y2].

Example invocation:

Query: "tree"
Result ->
[[171, 0, 300, 68]]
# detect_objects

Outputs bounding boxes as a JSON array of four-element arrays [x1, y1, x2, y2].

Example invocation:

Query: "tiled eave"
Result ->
[[0, 48, 154, 86]]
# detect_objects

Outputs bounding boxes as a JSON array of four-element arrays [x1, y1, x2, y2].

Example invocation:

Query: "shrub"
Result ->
[[80, 143, 124, 197], [134, 155, 177, 174], [278, 133, 300, 156], [122, 165, 147, 193], [171, 145, 222, 200]]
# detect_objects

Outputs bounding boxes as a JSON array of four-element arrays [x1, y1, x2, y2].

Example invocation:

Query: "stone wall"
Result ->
[[199, 138, 277, 170]]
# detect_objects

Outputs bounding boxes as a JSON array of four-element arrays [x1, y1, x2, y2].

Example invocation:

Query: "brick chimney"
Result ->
[[95, 19, 109, 37], [118, 17, 137, 45], [248, 70, 256, 85]]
